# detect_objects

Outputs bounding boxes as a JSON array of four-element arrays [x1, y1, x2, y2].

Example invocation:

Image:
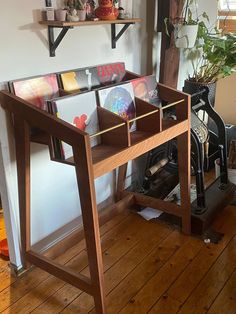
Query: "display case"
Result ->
[[0, 83, 190, 313]]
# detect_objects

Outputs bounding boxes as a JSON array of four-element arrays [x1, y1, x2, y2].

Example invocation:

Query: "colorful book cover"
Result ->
[[51, 91, 100, 160], [96, 62, 126, 85], [131, 75, 161, 107], [11, 74, 59, 111], [47, 100, 65, 160], [60, 62, 126, 93], [97, 82, 136, 131], [60, 67, 100, 93]]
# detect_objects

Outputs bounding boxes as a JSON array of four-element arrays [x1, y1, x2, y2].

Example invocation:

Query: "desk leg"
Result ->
[[73, 144, 106, 314], [177, 130, 191, 234], [14, 118, 31, 269], [116, 163, 128, 201]]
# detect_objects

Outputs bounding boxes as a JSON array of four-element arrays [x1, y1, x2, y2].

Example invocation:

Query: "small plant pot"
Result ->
[[55, 9, 67, 21], [46, 7, 55, 21], [77, 10, 86, 21], [174, 24, 198, 48]]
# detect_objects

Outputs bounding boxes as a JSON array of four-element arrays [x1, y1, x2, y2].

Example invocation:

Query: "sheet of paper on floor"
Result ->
[[138, 207, 163, 221]]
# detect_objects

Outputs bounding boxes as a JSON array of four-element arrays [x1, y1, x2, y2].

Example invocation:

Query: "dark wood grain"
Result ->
[[158, 0, 184, 88]]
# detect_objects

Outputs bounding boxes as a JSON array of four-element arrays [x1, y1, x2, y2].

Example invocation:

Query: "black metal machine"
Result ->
[[143, 87, 236, 234], [189, 88, 235, 233]]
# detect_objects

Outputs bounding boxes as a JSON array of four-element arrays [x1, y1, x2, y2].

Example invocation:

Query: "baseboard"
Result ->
[[10, 262, 25, 277], [31, 194, 134, 261], [31, 216, 84, 260]]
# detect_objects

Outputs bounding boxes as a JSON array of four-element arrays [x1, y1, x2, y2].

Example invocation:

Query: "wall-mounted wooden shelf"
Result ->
[[39, 18, 141, 27], [39, 18, 142, 57]]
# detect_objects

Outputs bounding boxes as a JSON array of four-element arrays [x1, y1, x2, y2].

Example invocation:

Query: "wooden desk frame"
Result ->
[[0, 84, 191, 313]]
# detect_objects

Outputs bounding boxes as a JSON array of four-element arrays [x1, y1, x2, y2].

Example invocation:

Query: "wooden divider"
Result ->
[[96, 106, 130, 147]]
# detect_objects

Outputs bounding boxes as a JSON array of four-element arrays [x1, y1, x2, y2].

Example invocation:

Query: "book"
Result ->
[[60, 62, 126, 93], [96, 62, 126, 85], [10, 74, 59, 111], [97, 82, 136, 131], [50, 91, 100, 160], [60, 67, 100, 93]]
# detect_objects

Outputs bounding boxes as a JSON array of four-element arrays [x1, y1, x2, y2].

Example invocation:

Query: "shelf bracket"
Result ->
[[111, 23, 134, 49], [48, 26, 72, 57]]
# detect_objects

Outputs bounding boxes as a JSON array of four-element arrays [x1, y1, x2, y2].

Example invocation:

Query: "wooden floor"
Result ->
[[0, 202, 236, 314], [0, 213, 7, 241]]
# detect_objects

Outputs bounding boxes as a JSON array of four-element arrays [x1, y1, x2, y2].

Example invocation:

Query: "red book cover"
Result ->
[[11, 74, 59, 111], [96, 62, 126, 85], [131, 75, 161, 107]]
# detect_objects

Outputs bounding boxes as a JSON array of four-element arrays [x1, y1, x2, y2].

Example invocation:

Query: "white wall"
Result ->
[[0, 0, 147, 268], [214, 73, 236, 124]]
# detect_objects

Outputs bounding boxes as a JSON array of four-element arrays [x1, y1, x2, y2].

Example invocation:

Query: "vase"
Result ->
[[95, 0, 118, 20], [174, 24, 198, 48], [77, 9, 86, 21]]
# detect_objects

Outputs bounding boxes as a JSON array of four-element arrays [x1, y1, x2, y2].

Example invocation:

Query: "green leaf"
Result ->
[[222, 66, 233, 77]]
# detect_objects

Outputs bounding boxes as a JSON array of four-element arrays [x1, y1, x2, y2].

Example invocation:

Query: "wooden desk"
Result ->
[[0, 84, 190, 313]]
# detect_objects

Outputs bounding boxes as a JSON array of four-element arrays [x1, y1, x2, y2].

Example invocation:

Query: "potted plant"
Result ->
[[183, 23, 236, 105], [74, 0, 86, 20], [165, 0, 203, 49], [55, 7, 68, 21]]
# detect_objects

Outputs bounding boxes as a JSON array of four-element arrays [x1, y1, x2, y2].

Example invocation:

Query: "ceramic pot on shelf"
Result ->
[[55, 9, 67, 21], [95, 0, 118, 20], [77, 9, 86, 21], [46, 7, 55, 21]]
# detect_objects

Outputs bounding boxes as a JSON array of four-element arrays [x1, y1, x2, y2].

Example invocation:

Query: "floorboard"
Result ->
[[178, 233, 236, 314], [207, 269, 236, 314], [167, 205, 236, 304], [1, 203, 236, 314]]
